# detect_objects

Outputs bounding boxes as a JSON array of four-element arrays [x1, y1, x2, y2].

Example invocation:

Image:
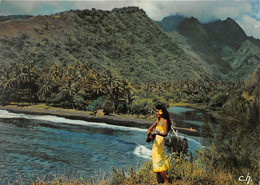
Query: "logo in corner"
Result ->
[[238, 173, 252, 184]]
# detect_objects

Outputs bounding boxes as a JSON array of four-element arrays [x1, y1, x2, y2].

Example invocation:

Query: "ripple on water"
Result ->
[[0, 109, 203, 184]]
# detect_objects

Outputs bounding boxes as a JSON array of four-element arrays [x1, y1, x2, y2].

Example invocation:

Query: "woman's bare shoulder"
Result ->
[[161, 118, 168, 124], [157, 118, 166, 126]]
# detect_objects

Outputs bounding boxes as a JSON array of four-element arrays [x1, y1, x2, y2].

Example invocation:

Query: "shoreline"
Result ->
[[0, 105, 153, 129], [0, 104, 201, 136]]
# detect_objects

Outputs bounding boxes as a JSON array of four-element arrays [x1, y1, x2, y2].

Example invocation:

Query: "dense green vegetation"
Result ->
[[156, 15, 260, 81], [0, 7, 210, 83], [27, 65, 259, 185], [116, 101, 259, 184], [0, 61, 244, 115], [32, 155, 238, 184], [0, 7, 259, 184]]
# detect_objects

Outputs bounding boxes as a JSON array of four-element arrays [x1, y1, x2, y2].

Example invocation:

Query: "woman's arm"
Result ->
[[147, 120, 158, 135]]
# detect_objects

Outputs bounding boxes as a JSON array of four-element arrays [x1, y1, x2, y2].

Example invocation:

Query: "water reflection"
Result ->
[[168, 106, 216, 144]]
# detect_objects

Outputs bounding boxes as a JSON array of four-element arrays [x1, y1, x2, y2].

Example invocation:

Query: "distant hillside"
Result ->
[[156, 15, 260, 81], [0, 7, 211, 83], [0, 15, 33, 22], [154, 14, 185, 32]]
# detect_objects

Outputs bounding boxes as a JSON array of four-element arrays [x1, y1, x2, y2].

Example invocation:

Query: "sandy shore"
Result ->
[[0, 105, 153, 129], [0, 104, 201, 137]]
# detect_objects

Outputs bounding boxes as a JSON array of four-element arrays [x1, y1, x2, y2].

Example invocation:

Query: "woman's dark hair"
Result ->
[[156, 105, 171, 131]]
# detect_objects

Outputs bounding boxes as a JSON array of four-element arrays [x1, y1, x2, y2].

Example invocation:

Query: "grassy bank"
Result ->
[[29, 154, 243, 185], [3, 152, 255, 185]]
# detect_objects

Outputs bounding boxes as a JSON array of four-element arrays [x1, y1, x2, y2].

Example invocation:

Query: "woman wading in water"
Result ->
[[147, 105, 171, 184]]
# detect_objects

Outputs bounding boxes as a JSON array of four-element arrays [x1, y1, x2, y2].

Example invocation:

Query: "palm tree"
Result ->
[[99, 70, 128, 112], [124, 90, 137, 114], [58, 77, 79, 109], [0, 76, 16, 93], [36, 74, 53, 101], [16, 61, 39, 103], [17, 63, 35, 86], [92, 76, 108, 96], [0, 63, 23, 104]]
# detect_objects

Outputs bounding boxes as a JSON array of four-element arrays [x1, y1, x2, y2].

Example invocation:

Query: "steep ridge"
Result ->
[[159, 15, 260, 81], [0, 7, 211, 82], [176, 17, 232, 79], [205, 18, 247, 50], [154, 14, 185, 32], [227, 40, 260, 80]]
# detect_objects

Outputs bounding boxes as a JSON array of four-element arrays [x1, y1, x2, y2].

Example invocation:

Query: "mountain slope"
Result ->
[[227, 40, 260, 80], [205, 18, 247, 50], [176, 17, 233, 79], [0, 7, 211, 82], [154, 14, 185, 32], [156, 15, 260, 81]]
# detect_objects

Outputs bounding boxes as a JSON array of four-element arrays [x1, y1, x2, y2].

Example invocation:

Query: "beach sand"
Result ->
[[0, 105, 153, 129], [0, 104, 200, 137]]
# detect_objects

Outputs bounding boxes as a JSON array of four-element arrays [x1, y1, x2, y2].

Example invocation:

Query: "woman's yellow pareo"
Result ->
[[152, 124, 169, 172]]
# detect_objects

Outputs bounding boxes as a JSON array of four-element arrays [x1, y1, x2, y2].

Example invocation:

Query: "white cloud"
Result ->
[[256, 10, 260, 20], [209, 2, 252, 20], [237, 15, 260, 39], [128, 0, 260, 39], [130, 1, 253, 22]]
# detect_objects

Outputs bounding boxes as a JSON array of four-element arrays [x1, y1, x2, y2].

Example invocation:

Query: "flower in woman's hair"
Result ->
[[158, 109, 163, 115]]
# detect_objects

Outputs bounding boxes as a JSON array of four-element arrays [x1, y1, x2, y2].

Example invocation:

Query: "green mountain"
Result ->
[[156, 15, 260, 81], [154, 14, 185, 32], [0, 7, 211, 83]]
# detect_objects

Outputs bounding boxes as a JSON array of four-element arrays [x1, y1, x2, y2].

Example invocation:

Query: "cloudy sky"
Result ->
[[0, 0, 259, 39]]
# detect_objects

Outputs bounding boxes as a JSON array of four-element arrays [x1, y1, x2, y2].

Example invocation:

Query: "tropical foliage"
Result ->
[[0, 63, 259, 185], [0, 60, 244, 115], [0, 7, 259, 184], [162, 16, 260, 81], [29, 153, 240, 185], [0, 7, 211, 83], [201, 65, 260, 183]]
